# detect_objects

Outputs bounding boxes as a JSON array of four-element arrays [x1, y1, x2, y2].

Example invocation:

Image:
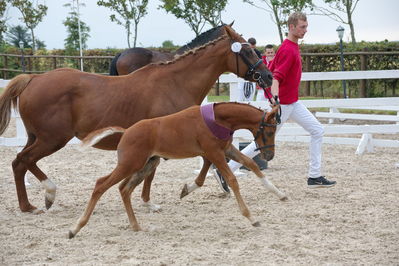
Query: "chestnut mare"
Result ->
[[0, 24, 273, 214], [109, 27, 223, 75], [68, 102, 286, 238]]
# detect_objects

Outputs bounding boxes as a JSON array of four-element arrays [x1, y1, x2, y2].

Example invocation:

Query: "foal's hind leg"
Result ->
[[225, 145, 287, 201], [119, 157, 160, 231], [12, 135, 69, 213], [69, 165, 133, 238], [140, 156, 161, 211], [180, 156, 211, 199]]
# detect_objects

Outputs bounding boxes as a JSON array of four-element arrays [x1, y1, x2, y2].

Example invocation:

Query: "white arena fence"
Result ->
[[1, 70, 399, 156]]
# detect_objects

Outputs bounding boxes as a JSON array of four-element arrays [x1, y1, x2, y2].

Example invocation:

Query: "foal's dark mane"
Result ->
[[176, 24, 226, 55], [215, 102, 264, 113]]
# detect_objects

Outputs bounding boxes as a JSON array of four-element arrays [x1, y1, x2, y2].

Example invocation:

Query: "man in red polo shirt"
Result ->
[[214, 11, 336, 193]]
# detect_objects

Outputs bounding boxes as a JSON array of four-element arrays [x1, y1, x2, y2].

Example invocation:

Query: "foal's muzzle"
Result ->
[[261, 150, 275, 161]]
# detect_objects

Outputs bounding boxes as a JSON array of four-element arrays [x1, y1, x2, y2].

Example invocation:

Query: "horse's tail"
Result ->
[[82, 126, 125, 147], [109, 53, 121, 76], [0, 74, 33, 135]]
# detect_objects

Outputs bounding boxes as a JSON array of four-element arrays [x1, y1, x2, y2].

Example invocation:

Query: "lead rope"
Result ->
[[235, 53, 239, 78]]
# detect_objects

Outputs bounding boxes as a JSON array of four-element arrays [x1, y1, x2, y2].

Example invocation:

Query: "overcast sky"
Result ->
[[6, 0, 399, 50]]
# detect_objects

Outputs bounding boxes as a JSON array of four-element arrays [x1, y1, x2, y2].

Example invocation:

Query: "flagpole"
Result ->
[[76, 0, 83, 71]]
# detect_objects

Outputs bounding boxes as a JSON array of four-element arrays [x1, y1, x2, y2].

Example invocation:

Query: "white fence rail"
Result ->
[[1, 70, 399, 155]]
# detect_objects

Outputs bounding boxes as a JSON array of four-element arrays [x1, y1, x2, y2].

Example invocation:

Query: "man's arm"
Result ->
[[269, 79, 279, 104], [270, 79, 279, 97]]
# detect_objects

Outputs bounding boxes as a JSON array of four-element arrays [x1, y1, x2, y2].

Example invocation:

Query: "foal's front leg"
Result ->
[[180, 156, 211, 199], [225, 145, 287, 201], [210, 153, 259, 227]]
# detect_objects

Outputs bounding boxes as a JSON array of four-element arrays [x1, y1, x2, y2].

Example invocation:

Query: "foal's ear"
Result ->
[[229, 21, 235, 27], [266, 105, 279, 119]]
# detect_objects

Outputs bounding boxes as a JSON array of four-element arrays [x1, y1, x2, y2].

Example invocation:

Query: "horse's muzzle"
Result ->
[[256, 71, 273, 88]]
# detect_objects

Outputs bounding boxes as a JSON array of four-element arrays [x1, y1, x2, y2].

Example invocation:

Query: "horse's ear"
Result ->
[[225, 24, 236, 39], [229, 21, 234, 27]]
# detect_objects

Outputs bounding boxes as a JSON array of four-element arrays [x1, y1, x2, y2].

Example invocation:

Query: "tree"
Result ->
[[162, 40, 175, 49], [243, 0, 313, 43], [5, 24, 32, 48], [8, 0, 48, 53], [0, 1, 8, 43], [196, 0, 228, 27], [97, 0, 149, 48], [314, 0, 359, 44], [63, 1, 90, 52], [160, 0, 227, 36], [160, 0, 205, 37]]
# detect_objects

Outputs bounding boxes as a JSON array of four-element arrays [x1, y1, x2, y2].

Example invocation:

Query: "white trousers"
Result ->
[[228, 101, 324, 178]]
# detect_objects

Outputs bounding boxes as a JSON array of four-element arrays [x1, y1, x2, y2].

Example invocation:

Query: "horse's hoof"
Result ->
[[68, 230, 75, 239], [45, 198, 54, 210], [252, 221, 261, 227], [180, 184, 189, 199], [279, 195, 288, 201]]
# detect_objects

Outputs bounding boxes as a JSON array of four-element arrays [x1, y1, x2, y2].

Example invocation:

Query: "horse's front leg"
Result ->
[[140, 156, 161, 212], [180, 156, 211, 199], [225, 145, 287, 201]]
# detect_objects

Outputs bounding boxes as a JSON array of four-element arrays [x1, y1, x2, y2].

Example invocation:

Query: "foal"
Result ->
[[68, 102, 286, 238]]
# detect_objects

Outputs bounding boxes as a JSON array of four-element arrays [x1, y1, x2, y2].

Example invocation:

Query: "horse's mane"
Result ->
[[159, 35, 228, 66], [134, 24, 234, 69], [176, 24, 226, 55]]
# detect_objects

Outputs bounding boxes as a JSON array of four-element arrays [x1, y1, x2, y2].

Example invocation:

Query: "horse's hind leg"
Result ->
[[180, 156, 211, 199], [13, 136, 69, 213], [12, 134, 39, 213], [225, 145, 287, 201]]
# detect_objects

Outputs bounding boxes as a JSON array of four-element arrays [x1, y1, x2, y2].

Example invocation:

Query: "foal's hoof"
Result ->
[[180, 184, 189, 199], [279, 195, 288, 201], [252, 221, 261, 227], [68, 230, 75, 239], [141, 200, 161, 212], [45, 198, 54, 210], [29, 208, 45, 215]]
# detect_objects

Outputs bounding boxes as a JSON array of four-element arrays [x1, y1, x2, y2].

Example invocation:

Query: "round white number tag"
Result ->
[[231, 42, 242, 53]]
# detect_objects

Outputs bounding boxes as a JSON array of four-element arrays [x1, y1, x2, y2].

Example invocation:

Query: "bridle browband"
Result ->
[[232, 42, 267, 89]]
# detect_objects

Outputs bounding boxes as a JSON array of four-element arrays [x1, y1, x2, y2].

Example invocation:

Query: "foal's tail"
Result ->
[[109, 53, 121, 76], [82, 126, 126, 147], [0, 74, 33, 135]]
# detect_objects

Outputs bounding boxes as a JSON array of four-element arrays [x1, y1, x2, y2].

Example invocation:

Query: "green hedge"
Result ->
[[1, 41, 398, 97]]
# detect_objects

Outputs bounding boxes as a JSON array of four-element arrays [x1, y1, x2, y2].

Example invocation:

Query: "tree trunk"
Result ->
[[30, 27, 36, 54], [346, 2, 356, 44], [272, 5, 283, 43], [126, 22, 131, 48], [133, 21, 138, 48]]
